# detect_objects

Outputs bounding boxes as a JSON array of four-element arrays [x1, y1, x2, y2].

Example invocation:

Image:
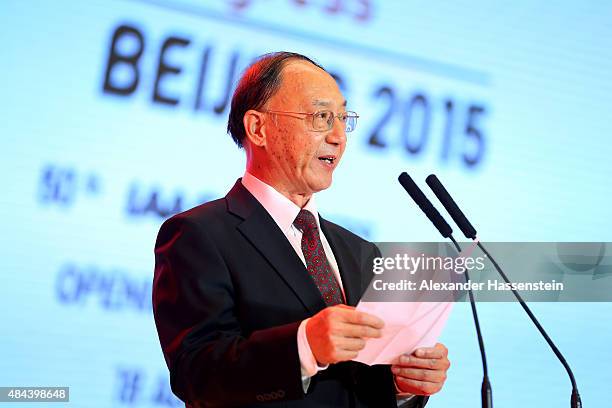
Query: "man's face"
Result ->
[[261, 61, 347, 197]]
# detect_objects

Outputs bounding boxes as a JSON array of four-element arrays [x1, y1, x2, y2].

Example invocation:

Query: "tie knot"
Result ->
[[293, 209, 317, 233]]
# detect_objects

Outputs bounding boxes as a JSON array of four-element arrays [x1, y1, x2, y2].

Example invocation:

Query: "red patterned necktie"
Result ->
[[293, 209, 344, 306]]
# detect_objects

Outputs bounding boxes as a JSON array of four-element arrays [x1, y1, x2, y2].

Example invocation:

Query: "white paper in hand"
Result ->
[[353, 301, 453, 365]]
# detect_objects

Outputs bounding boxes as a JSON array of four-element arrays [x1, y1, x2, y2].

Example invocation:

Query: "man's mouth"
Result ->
[[318, 155, 336, 165]]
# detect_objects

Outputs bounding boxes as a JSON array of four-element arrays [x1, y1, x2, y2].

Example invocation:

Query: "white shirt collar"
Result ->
[[241, 171, 320, 234]]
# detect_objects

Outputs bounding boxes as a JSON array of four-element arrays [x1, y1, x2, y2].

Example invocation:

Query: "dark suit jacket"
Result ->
[[153, 180, 427, 408]]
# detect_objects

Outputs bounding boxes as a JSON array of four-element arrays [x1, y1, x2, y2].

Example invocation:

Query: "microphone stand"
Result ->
[[449, 236, 493, 408], [398, 172, 493, 408], [476, 242, 581, 408], [425, 174, 582, 408]]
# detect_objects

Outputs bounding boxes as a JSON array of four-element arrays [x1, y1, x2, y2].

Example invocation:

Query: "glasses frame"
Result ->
[[263, 109, 359, 132]]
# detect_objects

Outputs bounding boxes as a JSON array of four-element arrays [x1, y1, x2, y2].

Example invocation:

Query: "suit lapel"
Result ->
[[319, 218, 362, 307], [226, 180, 327, 314]]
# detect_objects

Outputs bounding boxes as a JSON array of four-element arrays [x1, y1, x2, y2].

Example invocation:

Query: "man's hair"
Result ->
[[227, 52, 325, 148]]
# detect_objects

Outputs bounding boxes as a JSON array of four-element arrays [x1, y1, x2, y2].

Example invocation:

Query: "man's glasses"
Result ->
[[264, 110, 359, 133]]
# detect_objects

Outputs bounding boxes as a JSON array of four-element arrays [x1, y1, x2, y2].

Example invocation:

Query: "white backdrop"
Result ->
[[1, 1, 611, 406]]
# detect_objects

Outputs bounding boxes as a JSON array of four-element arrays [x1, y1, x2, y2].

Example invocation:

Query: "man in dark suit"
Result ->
[[153, 52, 450, 407]]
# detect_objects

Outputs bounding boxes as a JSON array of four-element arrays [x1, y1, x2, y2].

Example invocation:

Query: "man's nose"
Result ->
[[326, 117, 347, 145]]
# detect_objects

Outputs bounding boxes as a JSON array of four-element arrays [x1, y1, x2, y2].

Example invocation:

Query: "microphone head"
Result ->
[[398, 172, 453, 238], [426, 174, 477, 240]]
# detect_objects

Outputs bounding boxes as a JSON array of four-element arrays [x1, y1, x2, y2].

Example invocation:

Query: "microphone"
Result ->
[[398, 172, 453, 238], [397, 172, 493, 408], [425, 175, 476, 240], [425, 174, 582, 408]]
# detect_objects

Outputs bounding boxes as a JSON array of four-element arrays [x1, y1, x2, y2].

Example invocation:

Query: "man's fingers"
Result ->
[[398, 355, 450, 370], [336, 336, 366, 351], [325, 305, 384, 329], [335, 321, 382, 339], [413, 343, 448, 359], [340, 309, 385, 329], [335, 349, 359, 361], [392, 366, 447, 383], [394, 343, 450, 396], [395, 377, 442, 396]]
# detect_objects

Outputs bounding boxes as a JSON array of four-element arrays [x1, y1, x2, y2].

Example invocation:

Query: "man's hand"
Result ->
[[306, 305, 384, 365], [392, 343, 450, 396]]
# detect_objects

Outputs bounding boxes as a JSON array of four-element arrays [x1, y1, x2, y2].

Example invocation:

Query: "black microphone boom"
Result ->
[[397, 172, 493, 408], [425, 173, 582, 408], [425, 175, 477, 239], [398, 172, 453, 238]]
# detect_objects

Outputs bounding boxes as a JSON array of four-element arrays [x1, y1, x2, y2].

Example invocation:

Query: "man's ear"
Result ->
[[243, 109, 267, 147]]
